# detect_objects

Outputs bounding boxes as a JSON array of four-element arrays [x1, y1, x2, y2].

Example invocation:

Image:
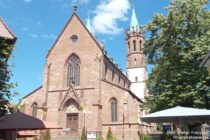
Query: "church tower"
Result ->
[[126, 8, 147, 100]]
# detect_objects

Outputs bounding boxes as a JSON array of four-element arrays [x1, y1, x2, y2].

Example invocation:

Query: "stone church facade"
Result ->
[[21, 7, 155, 140]]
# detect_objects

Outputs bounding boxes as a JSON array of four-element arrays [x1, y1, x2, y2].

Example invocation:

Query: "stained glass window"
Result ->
[[67, 55, 80, 86]]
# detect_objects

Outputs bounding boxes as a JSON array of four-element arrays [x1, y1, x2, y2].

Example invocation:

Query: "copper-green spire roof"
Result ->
[[86, 16, 93, 34], [130, 7, 139, 32]]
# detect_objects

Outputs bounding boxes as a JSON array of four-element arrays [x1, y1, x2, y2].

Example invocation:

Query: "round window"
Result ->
[[71, 35, 78, 43]]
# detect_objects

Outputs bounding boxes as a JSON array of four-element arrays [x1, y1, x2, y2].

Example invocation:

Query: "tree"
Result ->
[[44, 130, 51, 140], [96, 137, 104, 140], [81, 127, 87, 140], [0, 38, 18, 116], [142, 0, 210, 112], [106, 127, 114, 140], [33, 137, 38, 140]]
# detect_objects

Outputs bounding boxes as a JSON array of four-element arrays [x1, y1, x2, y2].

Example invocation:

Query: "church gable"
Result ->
[[44, 12, 104, 90], [47, 12, 103, 60]]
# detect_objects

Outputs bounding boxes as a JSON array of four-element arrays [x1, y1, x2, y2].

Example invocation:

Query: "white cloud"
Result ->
[[37, 21, 43, 26], [79, 0, 90, 4], [0, 0, 13, 8], [29, 33, 38, 38], [41, 34, 56, 39], [21, 27, 29, 31], [16, 17, 32, 23], [92, 0, 130, 35], [24, 0, 32, 2]]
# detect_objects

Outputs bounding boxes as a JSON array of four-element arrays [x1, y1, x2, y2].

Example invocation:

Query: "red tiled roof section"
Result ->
[[0, 18, 17, 40]]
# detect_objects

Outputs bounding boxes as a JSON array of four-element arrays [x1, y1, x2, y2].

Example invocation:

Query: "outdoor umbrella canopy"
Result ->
[[140, 106, 210, 123], [0, 110, 62, 131]]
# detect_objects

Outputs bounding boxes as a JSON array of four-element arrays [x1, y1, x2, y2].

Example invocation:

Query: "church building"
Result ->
[[21, 6, 154, 140]]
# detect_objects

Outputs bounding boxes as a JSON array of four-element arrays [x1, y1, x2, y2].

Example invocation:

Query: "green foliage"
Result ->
[[142, 0, 210, 112], [0, 38, 18, 116], [81, 127, 87, 140], [138, 133, 152, 140], [44, 130, 51, 140], [33, 136, 38, 140], [18, 138, 27, 140], [96, 136, 104, 140], [106, 127, 114, 140], [113, 136, 117, 140], [156, 123, 164, 132]]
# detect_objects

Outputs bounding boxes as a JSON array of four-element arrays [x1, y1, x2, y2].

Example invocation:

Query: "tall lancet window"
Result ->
[[127, 42, 130, 52], [31, 102, 38, 118], [110, 98, 118, 122], [133, 40, 136, 51], [140, 40, 142, 51], [67, 55, 80, 86]]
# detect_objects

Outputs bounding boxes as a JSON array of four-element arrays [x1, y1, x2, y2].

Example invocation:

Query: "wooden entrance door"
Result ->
[[66, 114, 79, 134]]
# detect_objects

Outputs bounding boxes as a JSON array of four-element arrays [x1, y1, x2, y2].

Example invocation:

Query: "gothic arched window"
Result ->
[[110, 98, 118, 122], [127, 42, 130, 51], [67, 55, 80, 86], [133, 40, 136, 51], [31, 102, 38, 118], [134, 58, 137, 66], [140, 40, 142, 51]]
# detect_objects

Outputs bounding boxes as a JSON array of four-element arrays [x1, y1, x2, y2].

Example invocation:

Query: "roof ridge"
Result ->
[[0, 17, 17, 39]]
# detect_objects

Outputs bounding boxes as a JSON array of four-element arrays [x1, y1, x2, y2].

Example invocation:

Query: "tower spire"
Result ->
[[130, 7, 139, 32], [86, 14, 94, 34]]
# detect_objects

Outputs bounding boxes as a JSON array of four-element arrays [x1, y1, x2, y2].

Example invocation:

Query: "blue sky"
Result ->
[[0, 0, 170, 103]]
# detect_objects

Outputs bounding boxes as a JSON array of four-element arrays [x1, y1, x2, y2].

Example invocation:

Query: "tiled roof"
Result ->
[[0, 18, 16, 40]]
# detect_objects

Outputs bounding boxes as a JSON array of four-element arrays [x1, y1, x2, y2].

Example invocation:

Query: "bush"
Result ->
[[33, 136, 38, 140], [107, 127, 114, 140], [96, 136, 104, 140], [138, 134, 152, 140], [44, 130, 51, 140], [81, 127, 87, 140]]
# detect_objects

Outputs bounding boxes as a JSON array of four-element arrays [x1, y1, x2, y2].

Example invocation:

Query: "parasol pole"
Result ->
[[15, 128, 17, 140]]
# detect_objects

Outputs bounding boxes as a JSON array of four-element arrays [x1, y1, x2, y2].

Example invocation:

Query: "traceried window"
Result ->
[[31, 102, 38, 118], [133, 40, 136, 51], [110, 98, 118, 122], [67, 55, 80, 86]]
